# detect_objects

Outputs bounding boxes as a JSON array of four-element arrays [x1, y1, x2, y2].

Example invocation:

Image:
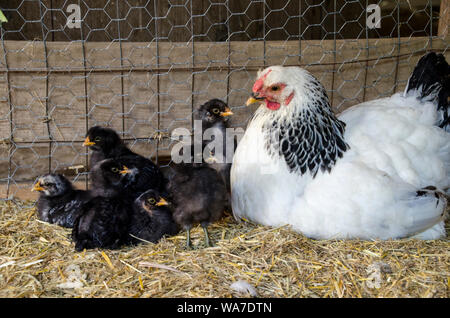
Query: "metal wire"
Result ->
[[0, 0, 447, 199]]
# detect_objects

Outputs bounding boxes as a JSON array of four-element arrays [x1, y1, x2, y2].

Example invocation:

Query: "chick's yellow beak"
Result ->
[[82, 136, 95, 147], [31, 181, 44, 192], [156, 198, 169, 206], [119, 166, 130, 175], [220, 107, 233, 117]]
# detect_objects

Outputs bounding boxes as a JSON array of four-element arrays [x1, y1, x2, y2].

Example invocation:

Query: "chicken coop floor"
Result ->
[[0, 199, 449, 298]]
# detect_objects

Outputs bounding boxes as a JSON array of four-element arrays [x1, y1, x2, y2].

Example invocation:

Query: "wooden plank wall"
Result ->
[[439, 0, 449, 37]]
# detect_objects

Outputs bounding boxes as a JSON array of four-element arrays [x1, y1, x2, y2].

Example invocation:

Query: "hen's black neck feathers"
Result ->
[[263, 76, 349, 177]]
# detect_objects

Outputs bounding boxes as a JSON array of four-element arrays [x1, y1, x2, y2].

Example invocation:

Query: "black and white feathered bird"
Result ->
[[33, 174, 92, 228], [193, 99, 234, 193], [83, 126, 165, 192], [71, 159, 132, 251], [231, 52, 449, 240], [166, 163, 227, 248], [128, 189, 179, 244]]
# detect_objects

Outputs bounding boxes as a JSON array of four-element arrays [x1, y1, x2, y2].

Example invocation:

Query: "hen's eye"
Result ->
[[212, 108, 220, 114], [271, 86, 280, 91], [94, 136, 101, 142], [148, 198, 156, 205], [111, 167, 119, 173]]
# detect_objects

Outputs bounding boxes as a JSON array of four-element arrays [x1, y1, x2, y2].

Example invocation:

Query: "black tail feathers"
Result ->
[[406, 52, 449, 130]]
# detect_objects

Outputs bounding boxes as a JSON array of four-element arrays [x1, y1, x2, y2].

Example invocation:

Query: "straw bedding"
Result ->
[[0, 199, 448, 298]]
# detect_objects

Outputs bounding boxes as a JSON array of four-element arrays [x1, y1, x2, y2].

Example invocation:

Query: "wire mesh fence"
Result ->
[[0, 0, 448, 200]]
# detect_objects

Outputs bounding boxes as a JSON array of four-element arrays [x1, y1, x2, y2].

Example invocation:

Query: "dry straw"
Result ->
[[0, 199, 448, 298]]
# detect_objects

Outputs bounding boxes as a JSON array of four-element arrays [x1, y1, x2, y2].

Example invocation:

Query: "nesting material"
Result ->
[[0, 200, 449, 298]]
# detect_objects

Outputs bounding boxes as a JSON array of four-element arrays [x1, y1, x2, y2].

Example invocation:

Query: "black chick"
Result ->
[[166, 163, 227, 249], [83, 126, 165, 192], [192, 99, 234, 193], [128, 189, 179, 245], [71, 159, 132, 251], [91, 156, 165, 201], [88, 158, 131, 197], [194, 99, 233, 132], [117, 155, 166, 197], [33, 174, 92, 228], [83, 126, 133, 167]]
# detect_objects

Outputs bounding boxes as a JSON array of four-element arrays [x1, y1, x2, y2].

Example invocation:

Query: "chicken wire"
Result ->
[[0, 0, 448, 200]]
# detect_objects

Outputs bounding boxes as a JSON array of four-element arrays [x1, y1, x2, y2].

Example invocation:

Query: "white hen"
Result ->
[[231, 52, 449, 240]]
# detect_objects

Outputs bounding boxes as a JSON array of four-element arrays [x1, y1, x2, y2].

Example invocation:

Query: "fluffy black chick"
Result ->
[[128, 189, 179, 245], [192, 99, 234, 193], [88, 159, 132, 197], [166, 163, 227, 249], [194, 98, 233, 132], [92, 156, 165, 201], [33, 174, 92, 228], [118, 155, 166, 197], [71, 159, 132, 251], [83, 126, 165, 192], [83, 126, 133, 168]]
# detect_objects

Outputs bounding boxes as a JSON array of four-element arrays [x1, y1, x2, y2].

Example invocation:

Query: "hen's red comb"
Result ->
[[252, 69, 271, 92]]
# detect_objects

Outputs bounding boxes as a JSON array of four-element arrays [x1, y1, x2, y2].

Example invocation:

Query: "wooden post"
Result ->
[[438, 0, 449, 37]]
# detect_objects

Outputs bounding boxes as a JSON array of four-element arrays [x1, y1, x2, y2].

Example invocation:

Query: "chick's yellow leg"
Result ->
[[202, 225, 212, 247]]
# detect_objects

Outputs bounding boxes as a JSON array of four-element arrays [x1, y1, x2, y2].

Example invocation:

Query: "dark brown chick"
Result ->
[[165, 163, 227, 249]]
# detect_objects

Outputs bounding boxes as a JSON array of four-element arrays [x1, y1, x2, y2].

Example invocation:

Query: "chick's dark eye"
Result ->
[[212, 108, 219, 114], [148, 198, 156, 205], [111, 167, 119, 172], [94, 136, 101, 142]]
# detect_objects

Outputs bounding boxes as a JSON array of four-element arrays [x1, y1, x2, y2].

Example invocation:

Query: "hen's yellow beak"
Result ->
[[246, 92, 266, 106], [82, 136, 95, 147], [31, 181, 44, 192], [220, 107, 233, 117], [246, 97, 258, 106], [246, 95, 266, 106], [156, 198, 169, 206], [119, 166, 130, 175]]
